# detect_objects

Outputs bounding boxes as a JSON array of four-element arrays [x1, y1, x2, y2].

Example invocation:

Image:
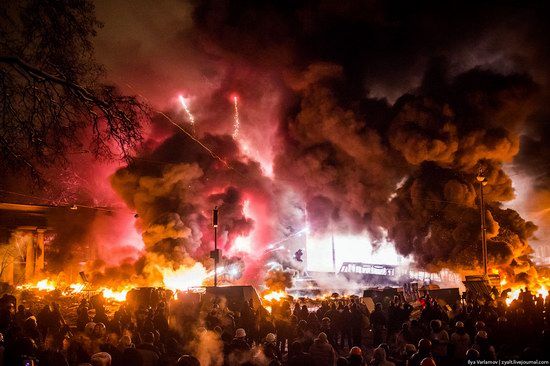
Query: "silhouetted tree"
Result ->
[[0, 0, 149, 181]]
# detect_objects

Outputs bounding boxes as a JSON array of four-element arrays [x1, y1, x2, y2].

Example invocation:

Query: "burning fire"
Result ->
[[160, 262, 209, 292], [263, 290, 287, 302], [17, 279, 57, 292], [505, 285, 549, 306], [15, 262, 211, 302], [100, 287, 130, 302], [498, 271, 550, 306]]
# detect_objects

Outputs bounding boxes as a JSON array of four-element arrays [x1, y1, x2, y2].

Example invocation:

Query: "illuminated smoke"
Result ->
[[264, 268, 295, 292]]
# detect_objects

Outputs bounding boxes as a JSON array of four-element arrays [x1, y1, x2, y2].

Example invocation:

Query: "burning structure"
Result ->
[[1, 1, 550, 302]]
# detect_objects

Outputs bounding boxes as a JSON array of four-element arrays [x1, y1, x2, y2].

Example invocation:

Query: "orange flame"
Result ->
[[263, 290, 286, 302], [160, 262, 209, 292]]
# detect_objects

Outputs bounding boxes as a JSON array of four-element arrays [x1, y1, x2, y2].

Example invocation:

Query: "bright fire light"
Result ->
[[36, 279, 56, 291], [306, 232, 407, 272], [17, 279, 57, 292], [101, 288, 130, 302], [263, 290, 286, 302], [161, 262, 209, 292], [505, 285, 549, 306]]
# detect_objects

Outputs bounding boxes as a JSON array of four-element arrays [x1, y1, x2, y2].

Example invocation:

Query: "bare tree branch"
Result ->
[[0, 0, 150, 183]]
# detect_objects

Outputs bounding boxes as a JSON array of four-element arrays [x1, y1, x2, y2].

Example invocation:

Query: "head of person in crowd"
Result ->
[[84, 322, 96, 337], [405, 344, 417, 357], [455, 321, 465, 334], [265, 333, 276, 344], [373, 347, 389, 363], [348, 346, 363, 363], [176, 355, 201, 366], [93, 323, 106, 339], [418, 338, 432, 352], [475, 321, 485, 332], [118, 335, 134, 350], [420, 357, 436, 366], [316, 332, 328, 343], [90, 352, 112, 366], [375, 303, 383, 311], [466, 348, 480, 360], [235, 328, 246, 339], [430, 319, 442, 332], [142, 332, 155, 345], [474, 331, 488, 345]]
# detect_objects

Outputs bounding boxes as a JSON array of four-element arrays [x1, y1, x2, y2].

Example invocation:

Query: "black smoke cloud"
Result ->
[[110, 130, 277, 279]]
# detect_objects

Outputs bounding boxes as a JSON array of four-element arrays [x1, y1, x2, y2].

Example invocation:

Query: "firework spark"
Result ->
[[179, 95, 195, 127], [232, 95, 240, 139]]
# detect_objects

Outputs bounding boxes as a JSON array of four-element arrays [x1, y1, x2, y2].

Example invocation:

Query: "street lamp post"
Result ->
[[212, 206, 219, 287], [476, 170, 489, 276]]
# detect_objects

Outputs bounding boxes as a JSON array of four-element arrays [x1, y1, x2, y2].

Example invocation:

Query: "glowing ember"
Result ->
[[161, 262, 209, 292], [263, 290, 286, 302]]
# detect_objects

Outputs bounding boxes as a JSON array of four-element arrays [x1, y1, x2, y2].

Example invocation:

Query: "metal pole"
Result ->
[[213, 206, 219, 287], [214, 225, 218, 287], [479, 181, 488, 276]]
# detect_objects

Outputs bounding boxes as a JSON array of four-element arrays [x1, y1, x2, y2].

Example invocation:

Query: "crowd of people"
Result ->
[[0, 285, 548, 366]]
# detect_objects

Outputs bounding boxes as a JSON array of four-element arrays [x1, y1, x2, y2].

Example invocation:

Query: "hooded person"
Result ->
[[309, 332, 336, 366], [370, 347, 395, 366]]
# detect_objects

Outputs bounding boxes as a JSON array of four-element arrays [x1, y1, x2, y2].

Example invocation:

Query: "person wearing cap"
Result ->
[[309, 332, 336, 366], [450, 321, 470, 365], [472, 330, 496, 361], [346, 346, 363, 366]]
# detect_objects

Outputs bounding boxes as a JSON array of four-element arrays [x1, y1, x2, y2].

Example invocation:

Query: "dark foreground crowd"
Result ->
[[0, 286, 549, 366]]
